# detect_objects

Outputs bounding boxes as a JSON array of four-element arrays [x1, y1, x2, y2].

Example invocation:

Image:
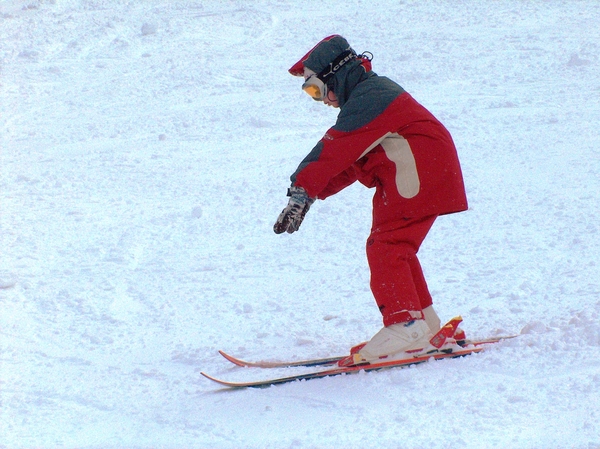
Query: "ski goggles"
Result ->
[[302, 75, 327, 101], [301, 49, 357, 101]]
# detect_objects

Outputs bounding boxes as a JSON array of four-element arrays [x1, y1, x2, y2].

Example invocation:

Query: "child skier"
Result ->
[[274, 35, 468, 365]]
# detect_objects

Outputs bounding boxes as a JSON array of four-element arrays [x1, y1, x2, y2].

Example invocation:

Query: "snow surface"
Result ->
[[1, 0, 600, 447]]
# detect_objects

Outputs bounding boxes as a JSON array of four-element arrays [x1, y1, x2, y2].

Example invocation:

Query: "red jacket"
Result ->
[[292, 78, 467, 233]]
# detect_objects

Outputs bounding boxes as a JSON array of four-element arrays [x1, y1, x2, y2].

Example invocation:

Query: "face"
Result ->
[[323, 89, 339, 108]]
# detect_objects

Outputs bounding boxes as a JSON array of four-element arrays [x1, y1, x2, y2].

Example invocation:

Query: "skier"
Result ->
[[274, 35, 468, 365]]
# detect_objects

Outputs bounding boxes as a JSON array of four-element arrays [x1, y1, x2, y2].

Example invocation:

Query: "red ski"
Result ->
[[217, 335, 517, 369]]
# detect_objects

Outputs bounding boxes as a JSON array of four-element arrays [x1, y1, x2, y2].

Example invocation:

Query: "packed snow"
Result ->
[[1, 1, 600, 448]]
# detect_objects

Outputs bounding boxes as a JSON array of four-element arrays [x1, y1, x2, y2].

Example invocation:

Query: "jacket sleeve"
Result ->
[[315, 166, 358, 199], [292, 125, 392, 199]]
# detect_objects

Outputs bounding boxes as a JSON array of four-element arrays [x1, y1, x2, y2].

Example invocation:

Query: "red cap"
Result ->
[[288, 35, 340, 77], [288, 35, 373, 77]]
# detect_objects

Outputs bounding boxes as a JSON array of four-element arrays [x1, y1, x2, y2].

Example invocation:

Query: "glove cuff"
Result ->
[[288, 185, 315, 200], [287, 186, 305, 197]]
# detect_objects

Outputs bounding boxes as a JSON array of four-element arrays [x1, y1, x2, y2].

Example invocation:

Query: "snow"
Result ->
[[1, 0, 599, 447]]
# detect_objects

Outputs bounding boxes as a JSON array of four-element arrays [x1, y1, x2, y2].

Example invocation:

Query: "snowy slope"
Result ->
[[1, 0, 599, 448]]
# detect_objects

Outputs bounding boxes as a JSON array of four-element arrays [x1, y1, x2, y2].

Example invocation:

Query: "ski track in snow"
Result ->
[[1, 1, 599, 448]]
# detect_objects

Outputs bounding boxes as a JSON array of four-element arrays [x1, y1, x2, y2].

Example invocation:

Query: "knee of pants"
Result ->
[[366, 238, 416, 271]]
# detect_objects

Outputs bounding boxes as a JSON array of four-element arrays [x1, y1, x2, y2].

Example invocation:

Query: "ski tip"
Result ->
[[218, 350, 247, 367], [201, 371, 282, 388], [201, 371, 241, 387], [201, 371, 215, 381]]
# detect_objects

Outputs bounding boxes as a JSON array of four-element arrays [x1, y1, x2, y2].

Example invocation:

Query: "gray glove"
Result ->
[[273, 186, 315, 234]]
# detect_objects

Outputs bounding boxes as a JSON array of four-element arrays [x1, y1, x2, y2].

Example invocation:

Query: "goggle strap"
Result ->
[[317, 49, 357, 84]]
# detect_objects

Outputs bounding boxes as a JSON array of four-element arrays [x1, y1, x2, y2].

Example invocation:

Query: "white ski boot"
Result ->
[[339, 316, 466, 367]]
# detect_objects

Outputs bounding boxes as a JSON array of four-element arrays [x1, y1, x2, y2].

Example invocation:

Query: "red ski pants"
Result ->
[[366, 215, 438, 327]]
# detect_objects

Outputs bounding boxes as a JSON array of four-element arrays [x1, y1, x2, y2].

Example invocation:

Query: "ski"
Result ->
[[219, 351, 345, 368], [202, 346, 485, 388], [218, 350, 344, 368], [217, 335, 517, 369]]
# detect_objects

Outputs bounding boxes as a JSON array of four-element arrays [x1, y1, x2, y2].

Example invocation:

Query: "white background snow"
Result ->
[[1, 0, 599, 447]]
